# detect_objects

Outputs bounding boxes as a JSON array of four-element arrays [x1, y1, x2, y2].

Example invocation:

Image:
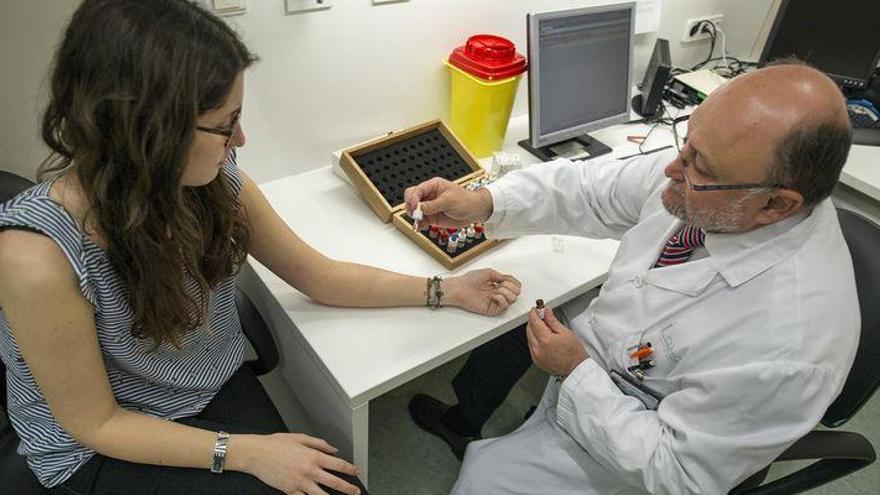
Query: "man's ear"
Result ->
[[756, 188, 804, 225]]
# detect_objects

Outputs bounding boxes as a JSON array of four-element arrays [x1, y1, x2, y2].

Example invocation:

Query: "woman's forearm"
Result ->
[[302, 260, 429, 308], [82, 408, 257, 473]]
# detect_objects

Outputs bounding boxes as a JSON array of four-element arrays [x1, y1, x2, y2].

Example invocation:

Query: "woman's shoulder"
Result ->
[[0, 229, 91, 322], [0, 228, 77, 291], [0, 176, 100, 307]]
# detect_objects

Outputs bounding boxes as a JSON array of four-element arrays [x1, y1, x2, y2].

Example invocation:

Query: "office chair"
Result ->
[[731, 207, 880, 494], [0, 170, 280, 494]]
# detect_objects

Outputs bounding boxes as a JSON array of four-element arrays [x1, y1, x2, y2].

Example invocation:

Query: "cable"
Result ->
[[636, 103, 678, 156], [690, 21, 718, 71], [715, 26, 729, 71]]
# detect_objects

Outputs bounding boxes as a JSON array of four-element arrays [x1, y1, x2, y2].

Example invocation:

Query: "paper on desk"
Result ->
[[635, 0, 662, 34]]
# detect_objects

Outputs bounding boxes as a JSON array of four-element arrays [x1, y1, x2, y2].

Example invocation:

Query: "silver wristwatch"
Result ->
[[211, 431, 230, 474]]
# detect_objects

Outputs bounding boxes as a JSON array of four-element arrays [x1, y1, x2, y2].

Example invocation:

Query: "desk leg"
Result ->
[[239, 264, 372, 487], [352, 401, 369, 485]]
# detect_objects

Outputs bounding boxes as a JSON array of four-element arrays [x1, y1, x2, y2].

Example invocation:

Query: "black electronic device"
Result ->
[[759, 0, 880, 90], [518, 3, 635, 162], [633, 38, 671, 119]]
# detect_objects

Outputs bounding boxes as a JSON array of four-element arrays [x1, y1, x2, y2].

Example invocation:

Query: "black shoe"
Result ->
[[408, 394, 479, 461]]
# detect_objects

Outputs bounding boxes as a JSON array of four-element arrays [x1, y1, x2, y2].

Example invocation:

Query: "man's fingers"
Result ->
[[403, 186, 419, 213], [418, 195, 456, 217], [405, 177, 449, 213], [528, 308, 552, 342], [543, 307, 565, 334], [525, 323, 540, 359]]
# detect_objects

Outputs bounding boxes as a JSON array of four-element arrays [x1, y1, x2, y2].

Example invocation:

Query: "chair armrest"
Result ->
[[732, 430, 876, 495], [234, 287, 279, 376]]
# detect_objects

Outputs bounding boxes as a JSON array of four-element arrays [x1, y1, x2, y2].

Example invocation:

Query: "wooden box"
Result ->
[[339, 120, 500, 269]]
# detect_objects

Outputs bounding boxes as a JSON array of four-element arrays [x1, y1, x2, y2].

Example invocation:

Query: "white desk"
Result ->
[[841, 144, 880, 199], [836, 144, 880, 223], [237, 114, 673, 485]]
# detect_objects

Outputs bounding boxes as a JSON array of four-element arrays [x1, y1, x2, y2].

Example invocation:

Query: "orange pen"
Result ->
[[631, 347, 654, 360]]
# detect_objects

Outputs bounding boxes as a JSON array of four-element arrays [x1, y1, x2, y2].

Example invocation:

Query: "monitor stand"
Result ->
[[518, 134, 613, 162]]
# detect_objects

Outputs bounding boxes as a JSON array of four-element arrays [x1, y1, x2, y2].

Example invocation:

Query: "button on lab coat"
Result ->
[[452, 151, 860, 494]]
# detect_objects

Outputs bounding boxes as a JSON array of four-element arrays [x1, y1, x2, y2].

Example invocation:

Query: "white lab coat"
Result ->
[[452, 150, 860, 495]]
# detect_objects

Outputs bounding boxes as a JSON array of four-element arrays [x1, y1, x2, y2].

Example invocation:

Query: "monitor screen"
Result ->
[[760, 0, 880, 89], [528, 4, 634, 148]]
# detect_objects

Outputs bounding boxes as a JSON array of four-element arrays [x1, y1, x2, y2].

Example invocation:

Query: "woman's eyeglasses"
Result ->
[[196, 111, 241, 151]]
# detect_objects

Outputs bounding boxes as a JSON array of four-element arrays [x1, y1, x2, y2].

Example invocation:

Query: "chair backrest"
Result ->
[[823, 208, 880, 427], [0, 171, 37, 414]]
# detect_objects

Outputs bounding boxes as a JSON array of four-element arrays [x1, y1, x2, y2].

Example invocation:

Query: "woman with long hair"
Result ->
[[0, 1, 521, 493]]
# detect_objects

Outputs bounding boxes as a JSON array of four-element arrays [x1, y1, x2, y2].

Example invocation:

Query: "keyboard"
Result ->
[[848, 100, 880, 129]]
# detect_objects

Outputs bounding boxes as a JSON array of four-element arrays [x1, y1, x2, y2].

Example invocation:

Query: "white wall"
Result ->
[[0, 0, 775, 183]]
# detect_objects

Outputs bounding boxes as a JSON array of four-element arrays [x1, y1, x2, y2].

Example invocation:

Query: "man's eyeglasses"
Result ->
[[671, 115, 783, 192], [196, 111, 240, 151]]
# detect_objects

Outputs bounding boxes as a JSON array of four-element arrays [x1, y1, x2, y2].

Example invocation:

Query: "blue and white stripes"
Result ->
[[0, 156, 246, 488]]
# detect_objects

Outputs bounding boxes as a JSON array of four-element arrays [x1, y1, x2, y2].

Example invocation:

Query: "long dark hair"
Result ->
[[39, 0, 258, 347]]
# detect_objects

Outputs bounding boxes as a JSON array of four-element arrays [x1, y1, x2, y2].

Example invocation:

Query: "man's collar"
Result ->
[[644, 205, 819, 296], [705, 207, 813, 287]]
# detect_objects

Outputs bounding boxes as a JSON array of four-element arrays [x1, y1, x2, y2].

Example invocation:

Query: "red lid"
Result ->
[[447, 227, 458, 234], [474, 224, 484, 232], [448, 34, 527, 81]]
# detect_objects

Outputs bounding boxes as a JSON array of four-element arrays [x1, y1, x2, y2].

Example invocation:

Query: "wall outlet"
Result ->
[[682, 14, 723, 43], [211, 0, 247, 16], [285, 0, 332, 14]]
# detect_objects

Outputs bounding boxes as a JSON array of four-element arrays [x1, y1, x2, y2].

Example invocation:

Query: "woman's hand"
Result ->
[[444, 268, 521, 316], [232, 433, 361, 495]]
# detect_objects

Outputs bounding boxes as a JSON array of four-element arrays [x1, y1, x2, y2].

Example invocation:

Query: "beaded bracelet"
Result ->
[[425, 275, 443, 308]]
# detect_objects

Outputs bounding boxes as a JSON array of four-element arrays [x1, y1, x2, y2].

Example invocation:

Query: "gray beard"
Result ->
[[661, 180, 762, 234]]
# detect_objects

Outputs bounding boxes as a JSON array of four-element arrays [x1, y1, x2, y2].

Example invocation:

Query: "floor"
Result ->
[[367, 352, 880, 495]]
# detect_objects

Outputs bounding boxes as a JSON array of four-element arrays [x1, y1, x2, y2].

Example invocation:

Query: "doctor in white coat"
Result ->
[[404, 63, 860, 494]]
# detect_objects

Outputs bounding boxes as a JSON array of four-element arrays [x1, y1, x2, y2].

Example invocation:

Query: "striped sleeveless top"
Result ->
[[0, 156, 246, 487]]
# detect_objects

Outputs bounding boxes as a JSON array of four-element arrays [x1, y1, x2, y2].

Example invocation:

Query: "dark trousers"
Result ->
[[51, 365, 368, 495], [448, 323, 532, 437]]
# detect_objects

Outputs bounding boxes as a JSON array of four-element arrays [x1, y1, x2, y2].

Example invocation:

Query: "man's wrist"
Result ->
[[565, 352, 589, 376], [473, 188, 494, 224]]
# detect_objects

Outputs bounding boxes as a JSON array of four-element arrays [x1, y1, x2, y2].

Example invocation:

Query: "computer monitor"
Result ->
[[519, 3, 635, 162], [759, 0, 880, 90]]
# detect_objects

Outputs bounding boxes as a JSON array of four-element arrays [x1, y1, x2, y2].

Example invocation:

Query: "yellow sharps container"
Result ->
[[445, 35, 527, 157]]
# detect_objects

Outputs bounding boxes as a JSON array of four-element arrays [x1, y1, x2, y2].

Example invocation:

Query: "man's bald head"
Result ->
[[696, 61, 852, 207]]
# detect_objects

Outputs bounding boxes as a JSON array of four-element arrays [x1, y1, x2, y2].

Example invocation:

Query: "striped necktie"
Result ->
[[654, 225, 706, 268]]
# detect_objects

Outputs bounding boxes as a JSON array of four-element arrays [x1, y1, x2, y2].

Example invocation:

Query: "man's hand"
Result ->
[[526, 305, 589, 376], [403, 177, 493, 228]]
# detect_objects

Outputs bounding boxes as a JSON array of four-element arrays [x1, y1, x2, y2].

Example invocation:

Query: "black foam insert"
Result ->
[[402, 214, 487, 259], [353, 129, 474, 207]]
